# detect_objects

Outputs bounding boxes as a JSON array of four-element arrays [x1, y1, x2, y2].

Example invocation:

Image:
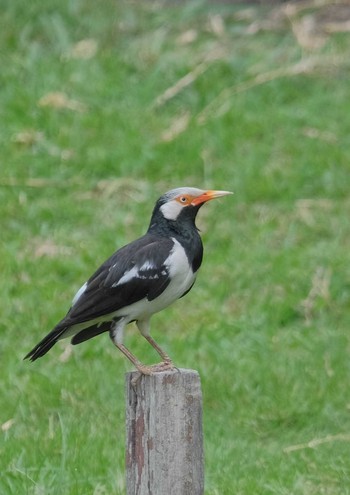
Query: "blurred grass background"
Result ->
[[1, 0, 350, 493]]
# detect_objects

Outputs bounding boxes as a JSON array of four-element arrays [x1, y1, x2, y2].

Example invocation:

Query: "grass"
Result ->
[[1, 0, 350, 493]]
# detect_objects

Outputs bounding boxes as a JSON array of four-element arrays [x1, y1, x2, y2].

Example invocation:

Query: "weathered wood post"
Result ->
[[125, 369, 204, 495]]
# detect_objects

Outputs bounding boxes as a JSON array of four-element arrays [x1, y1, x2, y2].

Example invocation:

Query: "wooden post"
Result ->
[[125, 369, 204, 495]]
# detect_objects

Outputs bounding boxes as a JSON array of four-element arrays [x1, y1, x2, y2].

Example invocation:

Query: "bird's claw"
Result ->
[[135, 360, 175, 376], [150, 360, 175, 373]]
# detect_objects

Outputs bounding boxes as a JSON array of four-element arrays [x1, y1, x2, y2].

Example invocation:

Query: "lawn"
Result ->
[[1, 0, 350, 493]]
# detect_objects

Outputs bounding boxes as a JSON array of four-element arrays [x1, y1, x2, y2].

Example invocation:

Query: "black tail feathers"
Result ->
[[24, 326, 67, 362]]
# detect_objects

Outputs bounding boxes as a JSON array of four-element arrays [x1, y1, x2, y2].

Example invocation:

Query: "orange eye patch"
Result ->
[[175, 195, 192, 205]]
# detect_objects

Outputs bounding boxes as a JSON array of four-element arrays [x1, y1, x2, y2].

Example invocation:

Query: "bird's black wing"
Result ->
[[24, 234, 175, 361], [62, 234, 174, 326]]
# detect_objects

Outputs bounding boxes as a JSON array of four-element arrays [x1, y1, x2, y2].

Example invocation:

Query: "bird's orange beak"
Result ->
[[191, 190, 233, 206]]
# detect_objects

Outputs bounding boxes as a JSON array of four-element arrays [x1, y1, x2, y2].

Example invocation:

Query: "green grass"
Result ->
[[1, 0, 350, 493]]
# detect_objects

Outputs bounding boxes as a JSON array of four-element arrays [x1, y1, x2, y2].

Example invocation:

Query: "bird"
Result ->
[[24, 187, 232, 374]]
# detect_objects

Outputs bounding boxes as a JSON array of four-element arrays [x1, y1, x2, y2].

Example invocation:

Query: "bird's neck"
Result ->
[[148, 209, 188, 236], [147, 209, 203, 273]]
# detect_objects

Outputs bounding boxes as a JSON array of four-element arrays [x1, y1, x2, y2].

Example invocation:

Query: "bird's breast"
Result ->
[[117, 238, 196, 320], [162, 237, 196, 300]]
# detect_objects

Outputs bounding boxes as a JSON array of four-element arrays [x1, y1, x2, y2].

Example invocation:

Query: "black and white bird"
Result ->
[[25, 187, 232, 374]]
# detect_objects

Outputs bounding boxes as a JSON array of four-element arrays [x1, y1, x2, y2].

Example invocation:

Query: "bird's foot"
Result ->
[[135, 360, 175, 375], [134, 364, 154, 376], [149, 360, 175, 373], [131, 361, 178, 386], [130, 365, 153, 388]]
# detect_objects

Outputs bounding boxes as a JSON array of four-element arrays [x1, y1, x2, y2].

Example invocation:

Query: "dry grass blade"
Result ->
[[154, 61, 210, 107], [160, 112, 191, 142], [38, 91, 87, 112], [290, 14, 328, 50], [197, 55, 346, 124], [284, 433, 350, 453], [324, 20, 350, 33], [283, 0, 338, 18], [0, 178, 82, 188], [154, 47, 226, 107], [1, 418, 15, 432], [68, 38, 98, 59], [302, 127, 337, 143], [32, 238, 73, 258], [300, 266, 332, 324]]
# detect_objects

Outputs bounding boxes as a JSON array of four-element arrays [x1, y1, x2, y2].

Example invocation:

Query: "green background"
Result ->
[[1, 1, 350, 493]]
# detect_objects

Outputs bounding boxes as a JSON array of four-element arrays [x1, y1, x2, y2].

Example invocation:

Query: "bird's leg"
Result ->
[[114, 342, 155, 376], [143, 335, 173, 366], [136, 319, 175, 371], [110, 318, 155, 375]]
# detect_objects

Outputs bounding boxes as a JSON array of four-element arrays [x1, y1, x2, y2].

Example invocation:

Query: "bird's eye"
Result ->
[[176, 194, 191, 205]]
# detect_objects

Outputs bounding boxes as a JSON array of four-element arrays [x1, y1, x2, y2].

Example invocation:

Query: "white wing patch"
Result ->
[[112, 260, 159, 287], [72, 281, 87, 305], [139, 260, 155, 271], [113, 266, 139, 287]]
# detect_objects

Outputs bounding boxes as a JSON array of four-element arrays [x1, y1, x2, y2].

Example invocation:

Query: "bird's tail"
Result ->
[[24, 324, 68, 362]]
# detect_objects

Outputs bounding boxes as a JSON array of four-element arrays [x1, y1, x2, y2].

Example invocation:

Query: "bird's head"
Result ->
[[149, 187, 233, 231]]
